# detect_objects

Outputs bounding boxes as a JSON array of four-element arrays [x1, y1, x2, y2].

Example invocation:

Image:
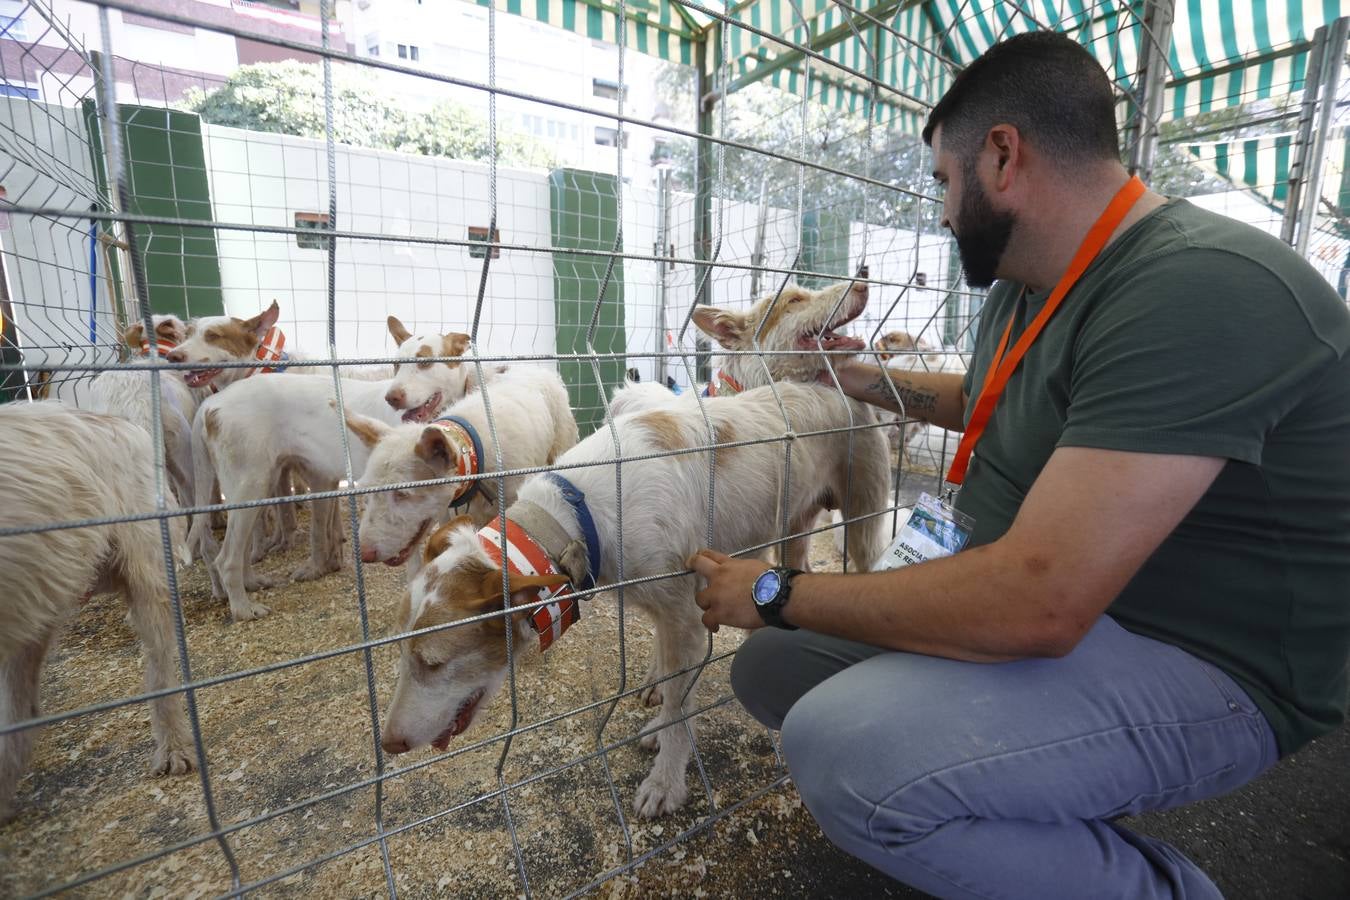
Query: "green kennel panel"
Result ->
[[550, 169, 626, 438], [85, 101, 225, 323]]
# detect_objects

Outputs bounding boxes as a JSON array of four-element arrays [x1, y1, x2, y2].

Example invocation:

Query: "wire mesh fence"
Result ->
[[2, 0, 1348, 896]]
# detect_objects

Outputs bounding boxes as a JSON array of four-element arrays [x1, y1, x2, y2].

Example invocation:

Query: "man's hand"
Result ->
[[689, 549, 772, 632]]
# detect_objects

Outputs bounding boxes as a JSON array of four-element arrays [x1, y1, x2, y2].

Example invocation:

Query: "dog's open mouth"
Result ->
[[431, 687, 485, 750], [384, 518, 431, 567], [401, 392, 443, 423], [185, 368, 222, 388], [797, 300, 867, 352]]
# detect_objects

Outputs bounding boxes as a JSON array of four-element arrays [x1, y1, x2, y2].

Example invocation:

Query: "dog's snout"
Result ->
[[385, 388, 406, 410], [857, 264, 868, 279], [360, 545, 379, 564], [382, 734, 410, 754], [166, 349, 186, 364]]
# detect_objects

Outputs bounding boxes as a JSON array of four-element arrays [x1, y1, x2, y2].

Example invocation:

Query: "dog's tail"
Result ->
[[186, 405, 217, 561]]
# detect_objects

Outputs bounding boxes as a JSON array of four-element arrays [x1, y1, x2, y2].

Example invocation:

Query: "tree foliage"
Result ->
[[655, 64, 933, 232], [181, 61, 555, 168]]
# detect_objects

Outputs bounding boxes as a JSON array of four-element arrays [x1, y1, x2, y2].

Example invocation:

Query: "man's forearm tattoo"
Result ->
[[864, 377, 938, 416]]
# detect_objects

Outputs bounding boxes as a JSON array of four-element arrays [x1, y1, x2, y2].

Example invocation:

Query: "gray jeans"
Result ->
[[731, 616, 1278, 900]]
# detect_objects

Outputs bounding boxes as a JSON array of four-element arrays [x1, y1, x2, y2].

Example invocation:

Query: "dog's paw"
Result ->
[[151, 745, 196, 776], [231, 601, 271, 622], [243, 571, 281, 592], [633, 771, 687, 818], [638, 682, 664, 708], [292, 560, 339, 583]]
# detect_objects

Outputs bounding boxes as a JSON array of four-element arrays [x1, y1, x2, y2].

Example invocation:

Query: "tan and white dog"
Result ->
[[189, 319, 476, 621], [379, 380, 890, 818], [873, 330, 968, 473], [383, 315, 507, 423], [346, 365, 578, 576], [0, 403, 194, 822], [683, 273, 891, 569]]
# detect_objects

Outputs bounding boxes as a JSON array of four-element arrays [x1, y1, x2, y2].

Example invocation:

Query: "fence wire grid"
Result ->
[[1, 0, 1348, 896]]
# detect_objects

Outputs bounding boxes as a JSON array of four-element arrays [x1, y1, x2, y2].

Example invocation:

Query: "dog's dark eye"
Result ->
[[788, 296, 802, 304], [203, 331, 220, 344], [417, 360, 433, 370], [392, 363, 401, 374], [393, 490, 411, 502]]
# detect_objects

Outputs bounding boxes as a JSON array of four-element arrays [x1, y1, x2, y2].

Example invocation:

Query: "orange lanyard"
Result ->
[[946, 176, 1147, 488]]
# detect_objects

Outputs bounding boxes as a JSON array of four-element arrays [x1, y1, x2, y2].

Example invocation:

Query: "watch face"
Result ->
[[752, 570, 782, 605]]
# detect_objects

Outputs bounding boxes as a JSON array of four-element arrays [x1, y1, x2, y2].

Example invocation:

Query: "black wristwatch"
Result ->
[[751, 567, 802, 630]]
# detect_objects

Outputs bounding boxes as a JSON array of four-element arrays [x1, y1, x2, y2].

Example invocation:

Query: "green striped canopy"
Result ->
[[477, 1, 1349, 205], [478, 1, 1349, 127]]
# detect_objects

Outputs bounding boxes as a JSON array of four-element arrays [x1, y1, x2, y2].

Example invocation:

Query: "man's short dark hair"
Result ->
[[922, 31, 1119, 165]]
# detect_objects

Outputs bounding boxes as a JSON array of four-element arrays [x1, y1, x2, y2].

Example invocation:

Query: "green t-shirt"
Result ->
[[957, 199, 1350, 756]]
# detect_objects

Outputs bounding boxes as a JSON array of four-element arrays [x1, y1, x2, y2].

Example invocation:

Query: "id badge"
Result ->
[[875, 492, 975, 571]]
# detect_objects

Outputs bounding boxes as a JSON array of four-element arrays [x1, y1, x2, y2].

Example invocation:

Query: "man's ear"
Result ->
[[691, 305, 748, 349], [986, 124, 1021, 190], [388, 315, 413, 346], [243, 300, 281, 339], [415, 426, 459, 474]]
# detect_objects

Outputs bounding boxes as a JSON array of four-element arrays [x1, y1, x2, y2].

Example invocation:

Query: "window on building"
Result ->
[[592, 78, 624, 101], [467, 226, 500, 259], [650, 137, 673, 167], [397, 44, 407, 58], [0, 11, 27, 42], [409, 45, 419, 61], [594, 127, 628, 149], [295, 212, 332, 250], [0, 83, 37, 99], [367, 44, 379, 56]]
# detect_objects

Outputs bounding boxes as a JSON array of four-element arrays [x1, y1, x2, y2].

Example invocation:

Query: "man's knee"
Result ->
[[730, 628, 797, 730], [780, 685, 892, 851]]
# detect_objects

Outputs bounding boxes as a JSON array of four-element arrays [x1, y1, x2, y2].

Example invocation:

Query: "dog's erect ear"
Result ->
[[388, 315, 413, 346], [345, 410, 391, 449], [415, 426, 459, 473], [242, 300, 281, 340], [442, 332, 470, 361], [691, 305, 748, 349], [122, 322, 146, 350]]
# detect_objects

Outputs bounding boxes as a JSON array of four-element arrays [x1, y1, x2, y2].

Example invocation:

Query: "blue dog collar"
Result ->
[[543, 471, 602, 592]]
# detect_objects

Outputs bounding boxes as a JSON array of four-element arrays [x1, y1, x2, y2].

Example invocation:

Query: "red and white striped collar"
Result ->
[[476, 516, 579, 652], [140, 337, 178, 358], [704, 369, 745, 397], [254, 325, 288, 374], [426, 417, 481, 507]]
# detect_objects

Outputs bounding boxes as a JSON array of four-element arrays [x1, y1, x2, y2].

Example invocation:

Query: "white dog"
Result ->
[[346, 366, 578, 576], [0, 403, 194, 822], [684, 273, 892, 569], [85, 316, 203, 508], [378, 380, 890, 818], [189, 319, 476, 621]]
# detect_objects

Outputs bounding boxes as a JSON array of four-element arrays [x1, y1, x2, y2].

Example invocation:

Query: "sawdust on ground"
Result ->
[[0, 491, 930, 898]]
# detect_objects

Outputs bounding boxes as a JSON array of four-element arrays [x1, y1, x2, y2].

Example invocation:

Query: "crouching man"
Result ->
[[692, 31, 1350, 900]]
